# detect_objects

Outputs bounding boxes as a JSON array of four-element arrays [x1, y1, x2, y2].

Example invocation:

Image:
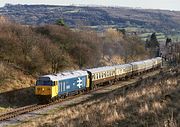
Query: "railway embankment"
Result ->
[[0, 66, 179, 127]]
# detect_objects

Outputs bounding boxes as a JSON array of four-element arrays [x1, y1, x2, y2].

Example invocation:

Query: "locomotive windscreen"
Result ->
[[36, 80, 53, 86]]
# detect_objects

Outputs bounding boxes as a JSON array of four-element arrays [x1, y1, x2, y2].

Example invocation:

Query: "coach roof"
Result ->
[[87, 66, 115, 73]]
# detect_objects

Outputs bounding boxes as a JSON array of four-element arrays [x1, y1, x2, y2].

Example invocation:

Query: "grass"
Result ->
[[0, 62, 35, 93], [169, 34, 180, 42], [17, 68, 179, 127], [0, 62, 36, 113]]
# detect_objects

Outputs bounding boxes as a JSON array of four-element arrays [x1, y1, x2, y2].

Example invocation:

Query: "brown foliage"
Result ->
[[0, 21, 149, 75], [102, 29, 148, 63]]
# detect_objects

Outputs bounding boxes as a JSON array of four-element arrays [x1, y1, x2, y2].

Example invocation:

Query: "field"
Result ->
[[169, 34, 180, 42], [123, 27, 167, 42], [18, 68, 179, 127], [120, 26, 180, 43]]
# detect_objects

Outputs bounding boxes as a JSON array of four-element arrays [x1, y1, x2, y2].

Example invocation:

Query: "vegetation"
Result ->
[[2, 5, 180, 43], [146, 33, 159, 48], [56, 19, 66, 27], [1, 4, 180, 39], [0, 17, 149, 93], [18, 69, 180, 127], [145, 33, 160, 57]]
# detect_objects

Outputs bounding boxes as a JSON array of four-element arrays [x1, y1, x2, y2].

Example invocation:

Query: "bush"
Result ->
[[0, 22, 149, 76], [0, 63, 8, 84]]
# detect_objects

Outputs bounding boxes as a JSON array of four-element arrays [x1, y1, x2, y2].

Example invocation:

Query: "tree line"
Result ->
[[0, 21, 149, 76]]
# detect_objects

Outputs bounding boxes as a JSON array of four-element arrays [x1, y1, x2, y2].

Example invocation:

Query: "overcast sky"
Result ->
[[0, 0, 180, 11]]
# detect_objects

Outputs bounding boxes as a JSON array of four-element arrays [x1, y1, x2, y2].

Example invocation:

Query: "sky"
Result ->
[[0, 0, 180, 11]]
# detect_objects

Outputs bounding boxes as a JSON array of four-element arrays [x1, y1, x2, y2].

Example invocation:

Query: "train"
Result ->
[[35, 57, 162, 102]]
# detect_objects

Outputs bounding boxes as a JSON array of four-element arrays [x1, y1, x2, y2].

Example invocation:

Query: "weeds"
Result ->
[[18, 69, 180, 127]]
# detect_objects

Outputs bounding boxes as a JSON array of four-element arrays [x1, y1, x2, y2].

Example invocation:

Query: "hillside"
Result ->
[[0, 17, 151, 113], [0, 18, 149, 93], [1, 4, 180, 36]]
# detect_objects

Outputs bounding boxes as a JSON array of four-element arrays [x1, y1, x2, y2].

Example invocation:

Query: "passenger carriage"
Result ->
[[113, 64, 133, 80], [144, 59, 154, 71], [86, 66, 116, 89], [130, 61, 146, 75], [153, 57, 162, 68]]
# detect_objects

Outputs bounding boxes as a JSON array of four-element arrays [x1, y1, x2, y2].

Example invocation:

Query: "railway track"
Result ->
[[1, 67, 176, 122], [0, 81, 114, 121]]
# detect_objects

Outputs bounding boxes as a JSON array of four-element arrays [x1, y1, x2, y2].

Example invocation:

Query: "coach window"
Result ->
[[63, 82, 66, 91]]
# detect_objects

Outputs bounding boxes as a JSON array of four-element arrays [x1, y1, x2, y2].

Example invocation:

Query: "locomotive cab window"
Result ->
[[36, 80, 53, 86]]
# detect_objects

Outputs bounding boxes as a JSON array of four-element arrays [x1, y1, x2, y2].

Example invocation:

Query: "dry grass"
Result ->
[[18, 70, 179, 127], [0, 62, 36, 113], [0, 62, 35, 93]]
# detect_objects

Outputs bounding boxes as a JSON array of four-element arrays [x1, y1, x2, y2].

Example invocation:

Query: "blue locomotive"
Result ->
[[35, 70, 89, 102]]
